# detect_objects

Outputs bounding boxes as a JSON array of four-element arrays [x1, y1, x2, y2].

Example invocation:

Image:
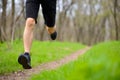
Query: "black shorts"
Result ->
[[26, 0, 57, 27]]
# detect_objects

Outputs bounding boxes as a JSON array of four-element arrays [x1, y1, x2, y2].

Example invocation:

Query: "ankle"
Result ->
[[46, 26, 56, 34], [24, 52, 30, 55]]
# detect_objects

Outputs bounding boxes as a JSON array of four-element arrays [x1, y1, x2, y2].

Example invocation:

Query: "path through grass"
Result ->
[[0, 40, 85, 75], [30, 41, 120, 80]]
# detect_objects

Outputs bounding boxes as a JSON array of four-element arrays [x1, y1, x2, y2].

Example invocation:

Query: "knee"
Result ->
[[26, 18, 35, 29]]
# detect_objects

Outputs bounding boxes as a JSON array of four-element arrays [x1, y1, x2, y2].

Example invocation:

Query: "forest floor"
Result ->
[[0, 47, 90, 80]]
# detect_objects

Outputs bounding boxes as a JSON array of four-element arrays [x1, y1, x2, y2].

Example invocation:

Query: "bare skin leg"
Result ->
[[18, 18, 56, 69], [23, 18, 56, 53], [23, 18, 35, 53]]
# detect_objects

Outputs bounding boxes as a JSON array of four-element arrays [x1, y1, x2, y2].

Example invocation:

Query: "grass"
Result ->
[[30, 41, 120, 80], [0, 40, 85, 75]]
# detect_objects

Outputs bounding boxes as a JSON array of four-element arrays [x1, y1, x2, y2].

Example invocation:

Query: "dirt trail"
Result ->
[[0, 47, 90, 80]]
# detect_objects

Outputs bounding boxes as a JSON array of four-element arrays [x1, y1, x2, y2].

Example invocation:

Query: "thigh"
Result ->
[[26, 0, 40, 23], [41, 0, 57, 27]]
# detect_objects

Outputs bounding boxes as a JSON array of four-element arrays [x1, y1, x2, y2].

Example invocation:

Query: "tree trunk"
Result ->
[[10, 0, 15, 42], [114, 0, 119, 40], [0, 0, 7, 42], [105, 18, 110, 41]]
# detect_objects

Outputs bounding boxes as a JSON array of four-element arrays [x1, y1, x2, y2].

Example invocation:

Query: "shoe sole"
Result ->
[[18, 55, 31, 69]]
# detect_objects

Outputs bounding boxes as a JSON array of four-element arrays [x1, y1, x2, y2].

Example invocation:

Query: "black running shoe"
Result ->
[[50, 31, 57, 40], [18, 53, 32, 69]]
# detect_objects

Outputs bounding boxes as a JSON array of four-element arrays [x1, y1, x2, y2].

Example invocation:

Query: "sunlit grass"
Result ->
[[30, 41, 120, 80], [0, 40, 85, 75]]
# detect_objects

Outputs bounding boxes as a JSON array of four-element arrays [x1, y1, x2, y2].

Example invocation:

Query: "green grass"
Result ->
[[0, 40, 85, 75], [30, 41, 120, 80]]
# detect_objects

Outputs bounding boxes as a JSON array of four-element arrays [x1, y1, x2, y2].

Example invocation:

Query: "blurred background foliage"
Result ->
[[0, 0, 120, 45]]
